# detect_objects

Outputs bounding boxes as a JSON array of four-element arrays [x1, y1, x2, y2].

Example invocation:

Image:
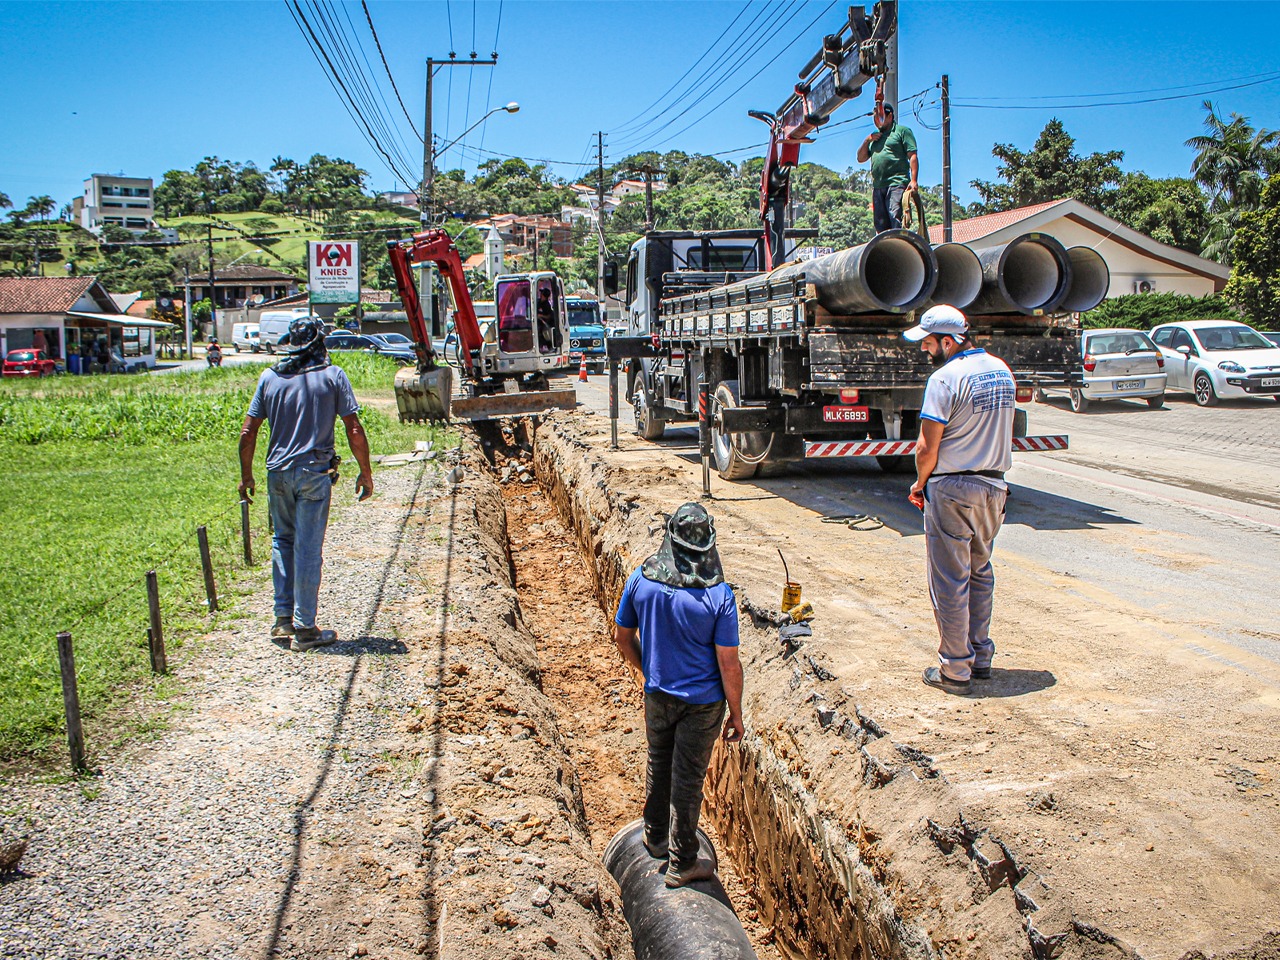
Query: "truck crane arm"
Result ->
[[754, 0, 896, 269], [387, 229, 484, 378]]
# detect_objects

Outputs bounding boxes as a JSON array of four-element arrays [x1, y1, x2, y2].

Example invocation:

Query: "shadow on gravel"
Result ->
[[975, 668, 1057, 698], [263, 462, 433, 959]]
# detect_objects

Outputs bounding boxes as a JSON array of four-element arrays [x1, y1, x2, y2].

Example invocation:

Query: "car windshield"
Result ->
[[1193, 325, 1274, 351], [8, 351, 36, 362], [1084, 332, 1157, 355], [376, 333, 411, 344], [568, 305, 601, 328]]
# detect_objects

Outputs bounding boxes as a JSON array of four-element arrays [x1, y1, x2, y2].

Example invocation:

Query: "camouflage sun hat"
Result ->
[[641, 502, 724, 589], [284, 316, 325, 354], [273, 316, 329, 374]]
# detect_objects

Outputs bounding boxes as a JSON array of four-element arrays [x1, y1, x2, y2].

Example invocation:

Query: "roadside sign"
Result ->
[[307, 241, 360, 303]]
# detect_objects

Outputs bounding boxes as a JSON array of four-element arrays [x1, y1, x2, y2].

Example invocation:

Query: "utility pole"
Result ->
[[630, 161, 662, 233], [596, 131, 606, 302], [183, 266, 193, 359], [420, 53, 498, 338], [206, 224, 217, 342], [941, 74, 952, 242]]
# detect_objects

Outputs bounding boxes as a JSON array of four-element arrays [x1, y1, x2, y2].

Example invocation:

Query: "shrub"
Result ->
[[1080, 292, 1241, 330]]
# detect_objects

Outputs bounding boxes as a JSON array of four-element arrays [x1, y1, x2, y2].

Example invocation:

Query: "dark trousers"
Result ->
[[643, 691, 725, 866], [873, 185, 905, 232]]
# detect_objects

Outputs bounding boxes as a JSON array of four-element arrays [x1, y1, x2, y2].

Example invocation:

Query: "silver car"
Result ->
[[1068, 328, 1167, 412]]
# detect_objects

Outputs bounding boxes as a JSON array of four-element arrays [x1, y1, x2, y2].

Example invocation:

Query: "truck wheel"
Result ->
[[633, 380, 665, 441], [876, 456, 913, 474], [711, 380, 761, 480]]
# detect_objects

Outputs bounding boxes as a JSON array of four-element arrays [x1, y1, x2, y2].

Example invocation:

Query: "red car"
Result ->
[[3, 349, 57, 378]]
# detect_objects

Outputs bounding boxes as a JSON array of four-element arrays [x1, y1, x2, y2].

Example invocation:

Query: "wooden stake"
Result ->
[[241, 499, 253, 566], [57, 632, 86, 771], [146, 570, 168, 674], [197, 525, 218, 612]]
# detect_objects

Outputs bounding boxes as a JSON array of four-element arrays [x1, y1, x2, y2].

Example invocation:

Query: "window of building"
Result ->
[[104, 201, 123, 208], [125, 218, 148, 228]]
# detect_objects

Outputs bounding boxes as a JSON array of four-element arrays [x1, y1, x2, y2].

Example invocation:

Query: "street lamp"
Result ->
[[433, 102, 520, 165]]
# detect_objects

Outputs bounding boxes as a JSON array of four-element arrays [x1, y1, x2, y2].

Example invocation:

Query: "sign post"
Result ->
[[307, 242, 361, 323]]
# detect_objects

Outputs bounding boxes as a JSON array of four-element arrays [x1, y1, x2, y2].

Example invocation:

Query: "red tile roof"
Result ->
[[928, 199, 1066, 244], [0, 276, 96, 314]]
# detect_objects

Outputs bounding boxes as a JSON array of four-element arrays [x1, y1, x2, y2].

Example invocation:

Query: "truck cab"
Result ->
[[566, 297, 606, 374]]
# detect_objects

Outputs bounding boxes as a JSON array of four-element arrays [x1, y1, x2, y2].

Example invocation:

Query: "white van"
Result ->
[[257, 308, 314, 354], [231, 322, 261, 353]]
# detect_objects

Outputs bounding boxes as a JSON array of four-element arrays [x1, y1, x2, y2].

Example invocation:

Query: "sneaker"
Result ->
[[293, 627, 338, 652], [922, 666, 971, 695], [270, 616, 295, 639], [971, 665, 992, 680], [664, 858, 715, 889]]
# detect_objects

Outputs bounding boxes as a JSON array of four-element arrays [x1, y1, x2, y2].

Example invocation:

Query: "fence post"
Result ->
[[240, 499, 253, 566], [57, 632, 87, 772], [197, 525, 218, 612], [146, 570, 168, 675]]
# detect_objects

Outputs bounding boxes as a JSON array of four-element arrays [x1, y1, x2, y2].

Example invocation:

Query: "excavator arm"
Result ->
[[753, 0, 896, 269], [387, 229, 485, 377]]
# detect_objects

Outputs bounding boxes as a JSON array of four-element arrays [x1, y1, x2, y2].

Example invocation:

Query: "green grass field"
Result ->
[[0, 356, 449, 769]]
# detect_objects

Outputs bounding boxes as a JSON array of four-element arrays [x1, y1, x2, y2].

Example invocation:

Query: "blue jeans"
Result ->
[[923, 476, 1008, 682], [873, 185, 905, 232], [268, 460, 333, 629]]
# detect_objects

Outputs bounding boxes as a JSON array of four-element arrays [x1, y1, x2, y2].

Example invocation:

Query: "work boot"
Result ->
[[664, 858, 715, 889], [293, 627, 338, 652], [921, 666, 971, 696], [643, 832, 669, 860], [270, 616, 295, 638], [971, 665, 992, 680]]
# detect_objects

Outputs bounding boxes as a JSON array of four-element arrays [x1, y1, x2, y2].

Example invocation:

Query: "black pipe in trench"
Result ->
[[604, 819, 758, 960]]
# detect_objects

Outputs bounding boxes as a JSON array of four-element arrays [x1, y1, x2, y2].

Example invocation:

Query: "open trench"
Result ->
[[475, 418, 785, 960]]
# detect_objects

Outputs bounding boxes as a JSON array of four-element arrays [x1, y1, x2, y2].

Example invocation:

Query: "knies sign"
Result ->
[[308, 241, 360, 303]]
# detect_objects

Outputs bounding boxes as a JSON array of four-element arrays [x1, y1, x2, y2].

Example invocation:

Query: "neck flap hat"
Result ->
[[641, 502, 725, 589], [273, 316, 330, 375]]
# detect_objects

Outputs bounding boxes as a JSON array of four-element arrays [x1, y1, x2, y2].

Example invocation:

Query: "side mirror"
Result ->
[[602, 259, 620, 296], [1176, 345, 1192, 356]]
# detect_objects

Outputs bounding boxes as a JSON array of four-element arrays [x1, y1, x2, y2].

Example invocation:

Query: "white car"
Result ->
[[1066, 327, 1167, 412], [1150, 320, 1280, 406]]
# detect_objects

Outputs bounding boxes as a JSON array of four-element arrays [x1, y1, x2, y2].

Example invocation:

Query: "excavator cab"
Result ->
[[492, 272, 569, 377]]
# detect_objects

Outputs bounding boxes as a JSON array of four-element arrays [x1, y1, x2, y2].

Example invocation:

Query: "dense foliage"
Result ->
[[1080, 292, 1239, 330]]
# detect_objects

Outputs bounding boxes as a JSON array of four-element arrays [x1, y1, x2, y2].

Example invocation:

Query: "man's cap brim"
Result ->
[[902, 324, 930, 342]]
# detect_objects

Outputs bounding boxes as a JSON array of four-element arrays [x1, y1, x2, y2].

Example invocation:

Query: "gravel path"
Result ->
[[0, 462, 448, 959]]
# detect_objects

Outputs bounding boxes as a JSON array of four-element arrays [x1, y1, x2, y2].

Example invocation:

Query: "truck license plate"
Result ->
[[822, 405, 870, 423], [1116, 379, 1145, 390], [1262, 377, 1280, 387]]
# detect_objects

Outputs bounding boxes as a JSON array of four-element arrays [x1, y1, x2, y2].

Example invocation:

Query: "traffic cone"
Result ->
[[578, 356, 589, 382]]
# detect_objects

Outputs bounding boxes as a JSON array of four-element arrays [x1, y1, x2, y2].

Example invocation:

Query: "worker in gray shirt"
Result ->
[[238, 316, 373, 652], [903, 305, 1014, 695]]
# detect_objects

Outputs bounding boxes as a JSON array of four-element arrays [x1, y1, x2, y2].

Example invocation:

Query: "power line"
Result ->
[[958, 69, 1280, 102], [953, 72, 1280, 110], [331, 0, 419, 162], [478, 0, 504, 156], [361, 0, 423, 141]]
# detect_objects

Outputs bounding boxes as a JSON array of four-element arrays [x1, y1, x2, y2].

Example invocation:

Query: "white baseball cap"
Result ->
[[902, 304, 969, 342]]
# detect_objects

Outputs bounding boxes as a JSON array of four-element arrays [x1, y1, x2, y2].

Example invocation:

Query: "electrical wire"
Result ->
[[958, 69, 1280, 102], [361, 0, 423, 141], [335, 0, 420, 160], [478, 0, 504, 157], [953, 72, 1280, 110]]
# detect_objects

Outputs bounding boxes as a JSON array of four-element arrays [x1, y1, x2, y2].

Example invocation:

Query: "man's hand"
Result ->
[[908, 479, 925, 511], [355, 471, 374, 502], [239, 476, 255, 504], [723, 712, 745, 743], [908, 179, 919, 193]]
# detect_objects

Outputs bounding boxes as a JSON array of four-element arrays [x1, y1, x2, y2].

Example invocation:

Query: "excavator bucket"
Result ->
[[447, 387, 577, 422], [395, 364, 454, 423]]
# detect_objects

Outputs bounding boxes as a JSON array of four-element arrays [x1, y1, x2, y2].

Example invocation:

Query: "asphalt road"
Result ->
[[572, 374, 1280, 668]]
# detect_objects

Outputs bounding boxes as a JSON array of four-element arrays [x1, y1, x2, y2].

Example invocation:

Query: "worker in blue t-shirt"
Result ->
[[614, 503, 744, 889]]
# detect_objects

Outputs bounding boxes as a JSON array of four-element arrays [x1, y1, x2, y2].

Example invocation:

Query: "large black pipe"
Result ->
[[603, 820, 757, 960], [927, 242, 983, 310], [1059, 245, 1110, 313], [966, 233, 1072, 316]]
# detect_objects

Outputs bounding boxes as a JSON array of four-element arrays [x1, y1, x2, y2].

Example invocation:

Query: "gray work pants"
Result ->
[[643, 691, 725, 867], [923, 475, 1008, 682]]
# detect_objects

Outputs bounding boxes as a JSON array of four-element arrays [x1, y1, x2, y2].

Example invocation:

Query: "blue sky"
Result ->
[[2, 1, 1278, 211]]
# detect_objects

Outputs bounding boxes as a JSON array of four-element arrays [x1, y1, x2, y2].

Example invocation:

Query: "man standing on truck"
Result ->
[[238, 316, 374, 652], [856, 102, 918, 233], [904, 305, 1014, 695], [614, 503, 745, 888]]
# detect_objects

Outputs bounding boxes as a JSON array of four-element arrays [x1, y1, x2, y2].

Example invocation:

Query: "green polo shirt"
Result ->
[[868, 123, 918, 189]]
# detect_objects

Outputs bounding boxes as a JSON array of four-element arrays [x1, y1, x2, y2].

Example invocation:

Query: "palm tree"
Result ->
[[0, 192, 11, 210], [27, 195, 55, 222], [1185, 102, 1279, 262]]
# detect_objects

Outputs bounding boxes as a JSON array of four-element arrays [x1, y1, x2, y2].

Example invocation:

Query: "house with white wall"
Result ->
[[74, 174, 157, 236], [929, 199, 1229, 298]]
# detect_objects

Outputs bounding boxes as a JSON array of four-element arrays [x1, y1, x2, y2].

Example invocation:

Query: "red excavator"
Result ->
[[386, 228, 575, 421]]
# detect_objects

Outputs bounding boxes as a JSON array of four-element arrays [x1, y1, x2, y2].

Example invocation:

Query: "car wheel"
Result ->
[[632, 379, 665, 441], [1146, 394, 1165, 410], [1193, 372, 1218, 407], [1069, 387, 1090, 412]]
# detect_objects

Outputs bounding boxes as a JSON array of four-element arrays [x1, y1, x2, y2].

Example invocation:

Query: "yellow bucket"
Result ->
[[781, 581, 802, 612]]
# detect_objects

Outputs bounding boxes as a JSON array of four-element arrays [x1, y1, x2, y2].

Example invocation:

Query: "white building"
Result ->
[[76, 174, 156, 235], [928, 199, 1229, 299]]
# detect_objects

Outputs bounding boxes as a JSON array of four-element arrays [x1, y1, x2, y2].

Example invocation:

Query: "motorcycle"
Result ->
[[206, 342, 223, 368]]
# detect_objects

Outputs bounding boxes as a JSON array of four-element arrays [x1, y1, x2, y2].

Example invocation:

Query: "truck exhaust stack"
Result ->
[[967, 233, 1072, 315], [928, 242, 984, 311], [1059, 245, 1110, 314], [777, 229, 938, 314]]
